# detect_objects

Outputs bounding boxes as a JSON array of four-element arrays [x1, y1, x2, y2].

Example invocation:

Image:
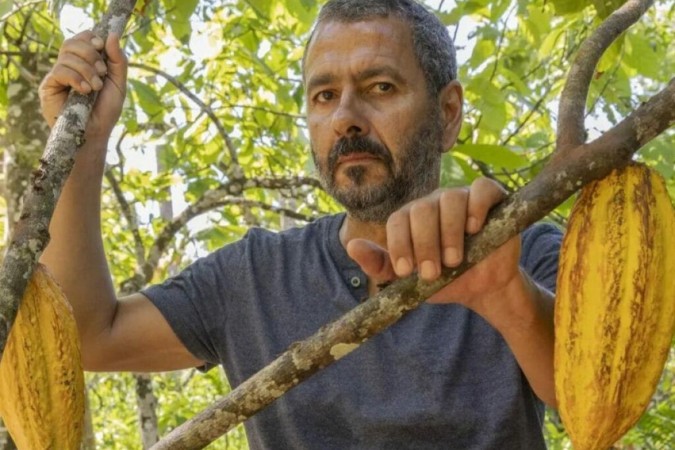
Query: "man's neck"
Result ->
[[338, 214, 388, 249]]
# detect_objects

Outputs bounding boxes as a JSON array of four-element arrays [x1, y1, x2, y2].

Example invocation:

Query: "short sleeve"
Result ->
[[520, 223, 563, 294], [141, 240, 246, 368]]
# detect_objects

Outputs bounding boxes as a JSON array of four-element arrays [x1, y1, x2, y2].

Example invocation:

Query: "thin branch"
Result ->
[[500, 91, 550, 147], [104, 168, 147, 268], [219, 103, 305, 121], [556, 0, 654, 152], [0, 1, 43, 23], [143, 176, 322, 278], [488, 6, 514, 84], [128, 61, 240, 171], [209, 198, 316, 223]]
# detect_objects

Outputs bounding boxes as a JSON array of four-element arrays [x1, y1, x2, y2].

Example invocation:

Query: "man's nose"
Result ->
[[331, 93, 369, 138]]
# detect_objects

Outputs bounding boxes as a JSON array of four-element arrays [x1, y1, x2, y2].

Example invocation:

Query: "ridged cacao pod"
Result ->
[[0, 264, 85, 449], [554, 163, 675, 450]]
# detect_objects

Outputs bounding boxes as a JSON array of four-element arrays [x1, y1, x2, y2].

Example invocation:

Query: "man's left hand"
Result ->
[[347, 177, 521, 312]]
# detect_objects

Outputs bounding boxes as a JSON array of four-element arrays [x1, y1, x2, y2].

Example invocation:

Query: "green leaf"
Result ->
[[550, 0, 587, 16], [246, 0, 272, 18], [129, 79, 164, 119], [592, 0, 627, 18], [469, 39, 496, 68], [624, 32, 661, 79], [454, 144, 527, 169], [0, 0, 12, 17]]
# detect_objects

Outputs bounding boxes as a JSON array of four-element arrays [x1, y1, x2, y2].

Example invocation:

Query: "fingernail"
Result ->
[[467, 217, 480, 233], [80, 81, 91, 93], [420, 260, 438, 281], [444, 248, 461, 266], [395, 257, 413, 276], [91, 36, 104, 48], [95, 61, 107, 75], [91, 76, 103, 90]]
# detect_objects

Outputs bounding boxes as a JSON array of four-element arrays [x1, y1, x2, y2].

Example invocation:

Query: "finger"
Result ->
[[59, 38, 107, 76], [439, 188, 468, 267], [466, 177, 507, 234], [42, 64, 95, 95], [104, 33, 128, 90], [346, 239, 397, 281], [409, 199, 442, 281], [58, 53, 104, 92], [386, 209, 414, 277]]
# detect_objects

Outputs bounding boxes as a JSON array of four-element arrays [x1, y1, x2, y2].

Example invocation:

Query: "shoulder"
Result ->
[[519, 222, 564, 292], [521, 222, 563, 256], [239, 213, 343, 246], [207, 213, 344, 266]]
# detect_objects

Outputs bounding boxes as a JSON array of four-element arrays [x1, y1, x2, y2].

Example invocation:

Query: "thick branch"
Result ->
[[556, 0, 654, 151], [0, 0, 137, 360], [152, 78, 675, 450]]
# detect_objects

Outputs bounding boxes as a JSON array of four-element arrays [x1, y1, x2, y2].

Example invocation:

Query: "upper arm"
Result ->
[[83, 292, 205, 372]]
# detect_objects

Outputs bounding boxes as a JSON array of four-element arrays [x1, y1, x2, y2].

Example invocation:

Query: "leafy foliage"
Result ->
[[0, 0, 673, 448]]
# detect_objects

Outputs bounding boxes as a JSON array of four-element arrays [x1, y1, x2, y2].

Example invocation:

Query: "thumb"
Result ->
[[346, 239, 397, 282], [104, 32, 128, 88]]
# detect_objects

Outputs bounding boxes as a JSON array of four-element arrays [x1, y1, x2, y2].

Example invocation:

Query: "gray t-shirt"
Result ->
[[143, 213, 562, 449]]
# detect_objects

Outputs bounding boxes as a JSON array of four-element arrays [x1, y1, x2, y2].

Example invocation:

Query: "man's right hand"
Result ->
[[39, 30, 127, 142]]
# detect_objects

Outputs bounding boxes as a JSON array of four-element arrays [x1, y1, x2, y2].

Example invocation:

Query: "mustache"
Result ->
[[327, 136, 393, 172]]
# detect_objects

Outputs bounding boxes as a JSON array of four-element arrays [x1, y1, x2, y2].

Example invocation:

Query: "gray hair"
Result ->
[[304, 0, 457, 96]]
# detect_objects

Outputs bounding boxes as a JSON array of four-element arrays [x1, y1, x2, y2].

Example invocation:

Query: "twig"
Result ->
[[556, 0, 654, 152]]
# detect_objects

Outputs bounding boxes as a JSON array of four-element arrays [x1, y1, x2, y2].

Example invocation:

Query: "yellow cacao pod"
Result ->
[[0, 264, 84, 449], [554, 163, 675, 450]]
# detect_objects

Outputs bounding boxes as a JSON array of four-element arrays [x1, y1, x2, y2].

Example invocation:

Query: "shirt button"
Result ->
[[350, 276, 361, 288]]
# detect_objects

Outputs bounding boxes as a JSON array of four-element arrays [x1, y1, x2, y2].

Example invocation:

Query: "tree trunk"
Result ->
[[81, 387, 96, 450], [135, 373, 160, 449]]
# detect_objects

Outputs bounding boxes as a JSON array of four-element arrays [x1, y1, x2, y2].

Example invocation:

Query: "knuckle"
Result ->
[[409, 199, 435, 217], [387, 210, 408, 228], [439, 187, 468, 204]]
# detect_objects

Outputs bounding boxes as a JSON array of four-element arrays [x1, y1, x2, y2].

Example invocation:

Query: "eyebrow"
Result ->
[[306, 66, 407, 93]]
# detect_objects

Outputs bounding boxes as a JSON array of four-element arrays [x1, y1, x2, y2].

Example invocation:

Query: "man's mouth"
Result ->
[[337, 153, 380, 165]]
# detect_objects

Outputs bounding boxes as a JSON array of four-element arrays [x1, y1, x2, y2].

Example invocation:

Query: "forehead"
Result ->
[[304, 17, 419, 84]]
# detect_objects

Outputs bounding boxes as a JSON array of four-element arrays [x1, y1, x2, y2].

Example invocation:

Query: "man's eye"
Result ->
[[315, 91, 335, 102], [374, 83, 393, 93]]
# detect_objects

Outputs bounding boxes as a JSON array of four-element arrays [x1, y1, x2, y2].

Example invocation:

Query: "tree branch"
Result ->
[[104, 168, 147, 269], [0, 0, 137, 360], [143, 177, 322, 279], [556, 0, 654, 152]]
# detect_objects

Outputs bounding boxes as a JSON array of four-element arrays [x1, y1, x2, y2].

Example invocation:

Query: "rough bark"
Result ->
[[0, 0, 137, 360], [151, 2, 675, 449]]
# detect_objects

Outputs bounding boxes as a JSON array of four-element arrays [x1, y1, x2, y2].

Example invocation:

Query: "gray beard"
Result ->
[[313, 114, 443, 224]]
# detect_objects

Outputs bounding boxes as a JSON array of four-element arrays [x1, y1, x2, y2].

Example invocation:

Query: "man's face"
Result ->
[[304, 18, 445, 223]]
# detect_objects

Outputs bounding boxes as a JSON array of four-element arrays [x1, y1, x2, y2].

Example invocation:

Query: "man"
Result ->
[[39, 0, 562, 448]]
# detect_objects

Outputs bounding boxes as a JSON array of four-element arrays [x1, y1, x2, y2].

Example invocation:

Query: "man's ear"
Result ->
[[438, 80, 463, 152]]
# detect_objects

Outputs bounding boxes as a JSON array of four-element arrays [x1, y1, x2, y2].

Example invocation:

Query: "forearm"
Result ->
[[476, 270, 557, 407], [39, 137, 118, 346]]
